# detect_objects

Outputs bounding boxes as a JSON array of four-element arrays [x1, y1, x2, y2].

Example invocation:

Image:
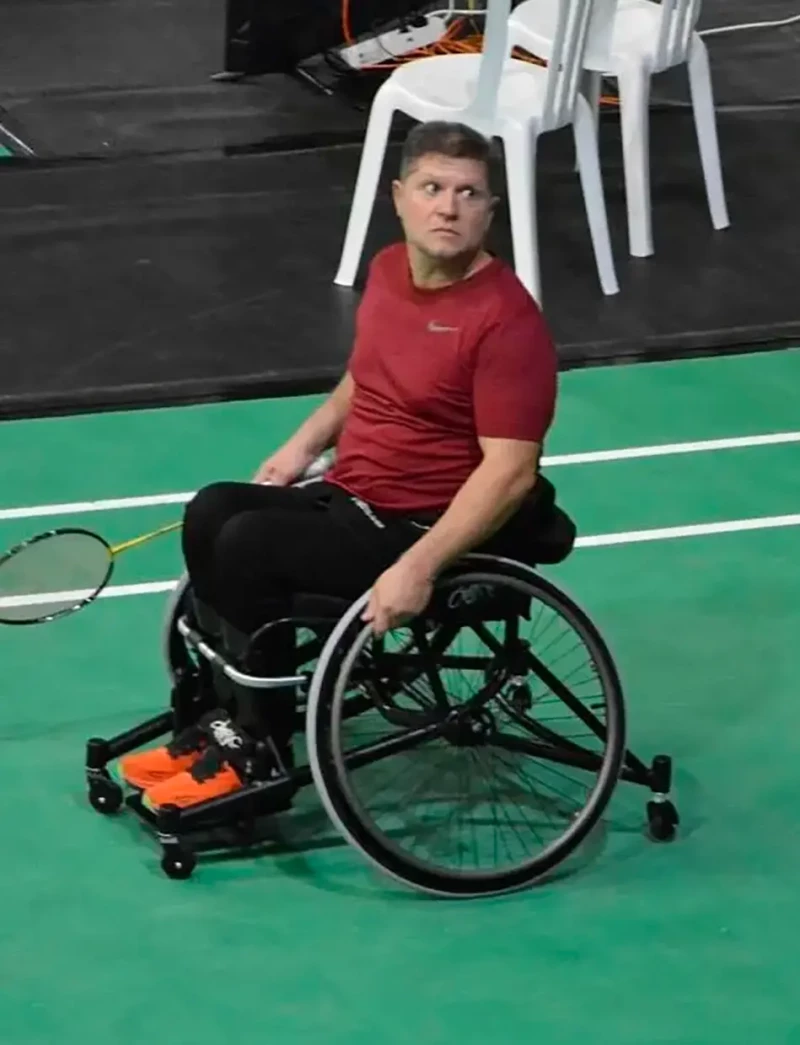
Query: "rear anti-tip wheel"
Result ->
[[647, 800, 679, 842]]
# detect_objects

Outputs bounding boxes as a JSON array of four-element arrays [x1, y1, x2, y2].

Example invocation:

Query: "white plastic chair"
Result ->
[[333, 0, 620, 304], [508, 0, 730, 257]]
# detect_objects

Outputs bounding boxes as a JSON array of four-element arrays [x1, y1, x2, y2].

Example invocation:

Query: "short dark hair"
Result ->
[[399, 121, 493, 181]]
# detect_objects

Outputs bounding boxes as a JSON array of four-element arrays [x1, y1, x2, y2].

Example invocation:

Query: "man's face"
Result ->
[[392, 153, 495, 262]]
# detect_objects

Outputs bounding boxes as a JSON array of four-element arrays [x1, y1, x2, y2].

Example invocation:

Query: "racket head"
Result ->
[[0, 527, 114, 625]]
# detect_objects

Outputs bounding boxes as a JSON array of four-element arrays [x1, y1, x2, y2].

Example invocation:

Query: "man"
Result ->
[[118, 119, 567, 810]]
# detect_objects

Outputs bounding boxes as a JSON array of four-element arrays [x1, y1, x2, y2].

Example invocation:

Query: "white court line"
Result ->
[[1, 429, 799, 523], [0, 581, 177, 609], [2, 511, 799, 610], [0, 492, 194, 523], [542, 429, 800, 466], [575, 512, 800, 547]]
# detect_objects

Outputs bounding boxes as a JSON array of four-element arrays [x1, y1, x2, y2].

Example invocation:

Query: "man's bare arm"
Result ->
[[254, 371, 354, 483], [398, 436, 541, 579], [290, 371, 354, 458], [290, 374, 353, 459]]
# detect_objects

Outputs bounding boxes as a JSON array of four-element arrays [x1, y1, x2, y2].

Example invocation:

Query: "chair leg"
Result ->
[[573, 96, 620, 296], [586, 71, 602, 139], [502, 127, 542, 304], [333, 91, 396, 288], [687, 36, 730, 232], [617, 62, 653, 258], [574, 70, 602, 171]]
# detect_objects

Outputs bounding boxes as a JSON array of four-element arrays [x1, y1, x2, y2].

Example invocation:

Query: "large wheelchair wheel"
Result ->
[[161, 572, 193, 685], [306, 556, 627, 898]]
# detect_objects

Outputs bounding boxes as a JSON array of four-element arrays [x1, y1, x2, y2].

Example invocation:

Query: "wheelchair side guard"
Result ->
[[176, 616, 308, 690], [161, 572, 191, 686]]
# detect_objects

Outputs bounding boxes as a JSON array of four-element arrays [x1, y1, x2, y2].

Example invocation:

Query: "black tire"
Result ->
[[306, 556, 627, 898], [161, 848, 196, 879], [161, 573, 193, 687], [88, 775, 124, 815], [647, 799, 679, 842]]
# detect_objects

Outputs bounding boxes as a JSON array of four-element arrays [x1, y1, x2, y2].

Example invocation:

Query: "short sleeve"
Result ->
[[472, 305, 558, 443]]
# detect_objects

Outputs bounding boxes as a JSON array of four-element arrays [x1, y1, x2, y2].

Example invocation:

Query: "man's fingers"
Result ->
[[362, 595, 390, 636], [371, 610, 388, 637], [362, 590, 377, 622]]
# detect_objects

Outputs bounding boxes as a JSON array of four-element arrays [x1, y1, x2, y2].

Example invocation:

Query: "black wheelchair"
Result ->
[[84, 485, 679, 898]]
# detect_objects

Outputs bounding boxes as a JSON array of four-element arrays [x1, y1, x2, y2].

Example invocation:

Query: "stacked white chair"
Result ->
[[508, 0, 730, 257], [333, 0, 621, 304]]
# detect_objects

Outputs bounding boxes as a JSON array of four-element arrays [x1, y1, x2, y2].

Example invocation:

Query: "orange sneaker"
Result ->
[[142, 713, 256, 811], [116, 709, 227, 791], [142, 748, 244, 810]]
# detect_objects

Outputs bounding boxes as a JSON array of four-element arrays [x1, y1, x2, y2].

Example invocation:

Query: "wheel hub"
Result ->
[[443, 707, 495, 746]]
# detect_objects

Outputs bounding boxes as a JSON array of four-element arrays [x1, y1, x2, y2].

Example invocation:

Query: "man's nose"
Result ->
[[434, 190, 459, 217]]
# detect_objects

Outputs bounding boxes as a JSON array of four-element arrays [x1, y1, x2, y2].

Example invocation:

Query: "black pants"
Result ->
[[181, 476, 570, 632], [182, 480, 428, 636], [180, 476, 572, 741]]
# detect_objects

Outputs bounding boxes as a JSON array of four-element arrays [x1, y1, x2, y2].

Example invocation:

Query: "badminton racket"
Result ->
[[0, 451, 334, 625], [0, 520, 182, 625]]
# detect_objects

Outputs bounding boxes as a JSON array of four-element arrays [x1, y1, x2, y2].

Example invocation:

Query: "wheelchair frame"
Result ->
[[85, 553, 679, 896]]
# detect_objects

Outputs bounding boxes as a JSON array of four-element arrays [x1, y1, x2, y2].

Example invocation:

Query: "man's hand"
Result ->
[[253, 441, 315, 486], [362, 559, 435, 636]]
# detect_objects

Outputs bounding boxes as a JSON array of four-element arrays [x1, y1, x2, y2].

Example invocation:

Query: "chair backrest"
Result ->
[[653, 0, 702, 70], [461, 0, 514, 135], [540, 0, 618, 131], [462, 0, 618, 135]]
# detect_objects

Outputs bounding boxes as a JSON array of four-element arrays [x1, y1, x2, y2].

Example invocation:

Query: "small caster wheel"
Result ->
[[647, 799, 679, 842], [161, 849, 196, 880], [88, 775, 123, 815]]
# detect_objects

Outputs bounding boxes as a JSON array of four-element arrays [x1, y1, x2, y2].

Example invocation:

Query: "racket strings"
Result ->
[[0, 531, 112, 622]]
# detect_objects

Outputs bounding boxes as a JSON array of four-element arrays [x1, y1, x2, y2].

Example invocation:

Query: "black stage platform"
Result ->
[[0, 0, 798, 419]]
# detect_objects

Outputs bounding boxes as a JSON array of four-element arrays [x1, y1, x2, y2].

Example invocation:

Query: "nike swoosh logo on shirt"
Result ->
[[428, 321, 459, 333]]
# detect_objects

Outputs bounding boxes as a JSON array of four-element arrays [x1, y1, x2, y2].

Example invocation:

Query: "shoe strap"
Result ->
[[195, 715, 289, 784], [204, 714, 254, 761], [166, 721, 206, 757]]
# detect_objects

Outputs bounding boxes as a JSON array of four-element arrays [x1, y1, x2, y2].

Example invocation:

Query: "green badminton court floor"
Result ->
[[1, 347, 799, 1045]]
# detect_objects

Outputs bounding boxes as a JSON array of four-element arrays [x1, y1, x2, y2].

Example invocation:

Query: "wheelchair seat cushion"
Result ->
[[290, 592, 353, 619], [527, 505, 577, 565]]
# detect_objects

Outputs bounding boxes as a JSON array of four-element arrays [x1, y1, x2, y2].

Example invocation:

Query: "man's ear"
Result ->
[[484, 194, 500, 230], [391, 178, 403, 214]]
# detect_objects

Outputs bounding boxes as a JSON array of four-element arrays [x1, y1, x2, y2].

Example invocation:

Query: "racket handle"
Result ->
[[252, 451, 332, 488]]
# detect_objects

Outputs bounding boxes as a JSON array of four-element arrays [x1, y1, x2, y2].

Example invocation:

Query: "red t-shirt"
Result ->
[[326, 242, 558, 512]]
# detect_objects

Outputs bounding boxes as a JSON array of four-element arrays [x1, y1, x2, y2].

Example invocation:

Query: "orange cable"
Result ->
[[339, 0, 618, 102]]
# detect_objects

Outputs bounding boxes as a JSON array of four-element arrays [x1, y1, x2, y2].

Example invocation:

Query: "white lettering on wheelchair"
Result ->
[[447, 583, 496, 609], [208, 719, 245, 749]]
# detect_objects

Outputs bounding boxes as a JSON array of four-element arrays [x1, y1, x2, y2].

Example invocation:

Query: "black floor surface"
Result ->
[[0, 0, 798, 418], [1, 0, 797, 161], [1, 104, 798, 419]]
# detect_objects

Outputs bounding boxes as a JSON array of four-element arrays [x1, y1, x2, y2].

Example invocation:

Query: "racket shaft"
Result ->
[[111, 520, 182, 555]]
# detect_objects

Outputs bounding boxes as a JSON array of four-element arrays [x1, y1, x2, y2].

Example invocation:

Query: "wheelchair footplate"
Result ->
[[84, 615, 314, 879]]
